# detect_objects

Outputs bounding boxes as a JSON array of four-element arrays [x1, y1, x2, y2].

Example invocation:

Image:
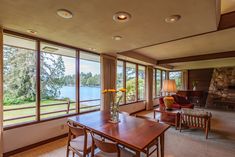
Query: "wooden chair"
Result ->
[[134, 115, 159, 157], [179, 111, 212, 139], [66, 121, 92, 157], [90, 131, 135, 157]]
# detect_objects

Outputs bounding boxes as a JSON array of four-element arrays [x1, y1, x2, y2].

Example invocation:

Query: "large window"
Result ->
[[153, 69, 167, 98], [116, 61, 124, 104], [80, 51, 101, 112], [126, 63, 137, 103], [169, 71, 183, 90], [40, 43, 76, 119], [3, 35, 37, 126], [156, 69, 161, 97], [138, 65, 145, 100], [2, 33, 100, 127], [116, 60, 146, 104]]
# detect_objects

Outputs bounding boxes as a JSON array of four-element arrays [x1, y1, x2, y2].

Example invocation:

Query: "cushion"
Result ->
[[95, 148, 135, 157], [70, 133, 92, 151], [182, 108, 209, 116], [172, 95, 190, 105]]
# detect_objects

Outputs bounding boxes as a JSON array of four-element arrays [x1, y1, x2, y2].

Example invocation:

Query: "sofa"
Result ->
[[159, 94, 194, 109]]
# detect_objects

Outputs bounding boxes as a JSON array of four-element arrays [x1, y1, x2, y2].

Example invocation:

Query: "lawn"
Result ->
[[3, 100, 100, 126]]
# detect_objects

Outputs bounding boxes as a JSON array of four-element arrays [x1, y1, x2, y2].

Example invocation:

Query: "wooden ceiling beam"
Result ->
[[157, 51, 235, 64], [218, 11, 235, 30]]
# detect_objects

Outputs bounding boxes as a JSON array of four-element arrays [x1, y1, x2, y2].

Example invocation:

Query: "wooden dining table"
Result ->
[[68, 111, 170, 157]]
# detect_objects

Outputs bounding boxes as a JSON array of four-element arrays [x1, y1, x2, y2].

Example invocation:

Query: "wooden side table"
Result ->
[[154, 108, 181, 129]]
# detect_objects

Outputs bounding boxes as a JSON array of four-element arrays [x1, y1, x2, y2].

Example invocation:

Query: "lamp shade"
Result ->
[[162, 80, 177, 93]]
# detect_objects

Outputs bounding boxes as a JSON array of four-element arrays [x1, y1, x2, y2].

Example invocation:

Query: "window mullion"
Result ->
[[36, 40, 40, 122], [123, 61, 126, 104], [136, 64, 138, 101], [76, 50, 80, 114]]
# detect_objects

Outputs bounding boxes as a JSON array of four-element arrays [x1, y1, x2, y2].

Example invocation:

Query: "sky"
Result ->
[[63, 57, 100, 76]]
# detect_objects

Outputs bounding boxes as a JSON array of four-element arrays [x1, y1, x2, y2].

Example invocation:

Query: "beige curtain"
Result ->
[[100, 54, 117, 111], [146, 66, 153, 110], [0, 27, 4, 157]]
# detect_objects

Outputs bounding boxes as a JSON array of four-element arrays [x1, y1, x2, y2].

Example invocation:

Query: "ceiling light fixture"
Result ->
[[26, 29, 37, 35], [57, 9, 73, 19], [113, 12, 131, 23], [89, 48, 96, 51], [112, 36, 122, 41], [165, 15, 181, 23]]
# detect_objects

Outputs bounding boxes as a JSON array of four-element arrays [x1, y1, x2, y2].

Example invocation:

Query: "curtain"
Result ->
[[146, 66, 153, 110], [100, 54, 117, 111]]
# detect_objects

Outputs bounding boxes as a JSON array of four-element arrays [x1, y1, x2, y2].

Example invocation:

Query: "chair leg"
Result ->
[[66, 147, 69, 157]]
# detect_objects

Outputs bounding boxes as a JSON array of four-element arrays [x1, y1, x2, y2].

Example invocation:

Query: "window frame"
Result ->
[[153, 68, 167, 98], [117, 59, 146, 105], [2, 29, 100, 130]]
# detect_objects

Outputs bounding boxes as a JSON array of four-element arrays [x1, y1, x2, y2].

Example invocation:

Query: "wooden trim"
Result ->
[[119, 100, 145, 107], [123, 61, 127, 104], [76, 50, 80, 113], [3, 133, 68, 157], [3, 29, 99, 55], [36, 40, 40, 122], [218, 11, 235, 30], [136, 64, 138, 101], [157, 51, 235, 64]]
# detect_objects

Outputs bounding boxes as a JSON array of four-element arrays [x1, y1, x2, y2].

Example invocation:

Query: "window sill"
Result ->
[[3, 109, 99, 131]]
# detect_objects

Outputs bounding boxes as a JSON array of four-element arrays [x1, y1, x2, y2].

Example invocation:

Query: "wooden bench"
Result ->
[[179, 109, 212, 139]]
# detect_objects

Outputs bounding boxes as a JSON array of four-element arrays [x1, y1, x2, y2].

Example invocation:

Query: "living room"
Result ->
[[0, 0, 235, 157]]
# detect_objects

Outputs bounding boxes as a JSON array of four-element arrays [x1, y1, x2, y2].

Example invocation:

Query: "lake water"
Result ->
[[59, 86, 101, 101]]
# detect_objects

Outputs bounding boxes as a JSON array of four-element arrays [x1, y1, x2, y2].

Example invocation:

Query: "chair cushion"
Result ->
[[95, 148, 135, 157], [70, 133, 92, 151]]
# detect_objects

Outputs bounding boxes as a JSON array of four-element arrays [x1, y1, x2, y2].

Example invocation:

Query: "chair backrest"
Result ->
[[67, 121, 85, 137], [90, 132, 119, 154], [181, 113, 210, 128]]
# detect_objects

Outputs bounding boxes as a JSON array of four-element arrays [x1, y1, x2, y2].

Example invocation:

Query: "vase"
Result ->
[[193, 86, 196, 91], [109, 103, 120, 123]]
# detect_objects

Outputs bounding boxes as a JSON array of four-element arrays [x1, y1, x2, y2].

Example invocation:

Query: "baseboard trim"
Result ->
[[3, 133, 68, 157]]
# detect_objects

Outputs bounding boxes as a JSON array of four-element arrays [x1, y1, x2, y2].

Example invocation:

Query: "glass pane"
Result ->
[[162, 71, 166, 80], [40, 43, 76, 119], [3, 34, 36, 126], [169, 71, 183, 90], [116, 61, 124, 104], [80, 51, 100, 112], [126, 63, 136, 103], [138, 65, 145, 100], [156, 69, 161, 96]]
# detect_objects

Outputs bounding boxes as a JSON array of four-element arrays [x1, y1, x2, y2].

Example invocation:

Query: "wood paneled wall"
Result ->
[[188, 69, 213, 91]]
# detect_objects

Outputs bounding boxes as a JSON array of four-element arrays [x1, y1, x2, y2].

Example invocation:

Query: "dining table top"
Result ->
[[68, 111, 170, 151]]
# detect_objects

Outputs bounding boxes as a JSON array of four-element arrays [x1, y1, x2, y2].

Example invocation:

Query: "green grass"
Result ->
[[3, 100, 100, 126]]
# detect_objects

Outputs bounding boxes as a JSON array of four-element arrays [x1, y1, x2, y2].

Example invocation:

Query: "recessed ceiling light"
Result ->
[[113, 12, 131, 23], [26, 29, 37, 35], [57, 9, 73, 19], [89, 48, 96, 51], [112, 36, 122, 41], [165, 15, 181, 23]]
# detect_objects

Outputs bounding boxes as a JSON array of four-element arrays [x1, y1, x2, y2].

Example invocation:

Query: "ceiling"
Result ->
[[0, 0, 235, 70], [221, 0, 235, 13], [135, 27, 235, 60], [0, 0, 219, 54]]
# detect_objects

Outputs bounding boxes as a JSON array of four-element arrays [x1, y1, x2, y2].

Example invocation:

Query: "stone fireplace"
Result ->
[[206, 67, 235, 110]]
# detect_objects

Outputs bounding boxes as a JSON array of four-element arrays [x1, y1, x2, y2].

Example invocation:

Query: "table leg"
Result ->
[[160, 133, 165, 157], [135, 150, 140, 157]]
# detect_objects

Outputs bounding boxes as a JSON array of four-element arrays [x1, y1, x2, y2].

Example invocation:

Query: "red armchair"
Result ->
[[159, 95, 194, 109]]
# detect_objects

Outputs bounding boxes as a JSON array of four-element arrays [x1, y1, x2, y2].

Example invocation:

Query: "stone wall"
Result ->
[[206, 67, 235, 109]]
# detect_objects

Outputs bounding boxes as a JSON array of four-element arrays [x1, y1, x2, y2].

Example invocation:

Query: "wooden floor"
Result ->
[[11, 108, 235, 157]]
